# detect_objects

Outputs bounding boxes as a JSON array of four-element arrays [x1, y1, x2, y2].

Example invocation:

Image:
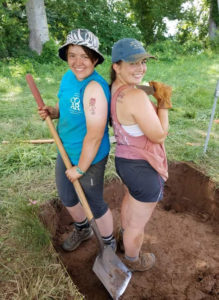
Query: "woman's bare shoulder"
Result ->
[[86, 80, 102, 90], [126, 87, 150, 104]]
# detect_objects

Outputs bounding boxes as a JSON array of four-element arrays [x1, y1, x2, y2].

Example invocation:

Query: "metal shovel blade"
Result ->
[[136, 85, 155, 95], [93, 246, 132, 299]]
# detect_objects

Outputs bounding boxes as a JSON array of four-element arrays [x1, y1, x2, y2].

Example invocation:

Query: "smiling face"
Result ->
[[113, 59, 147, 86], [67, 45, 98, 81]]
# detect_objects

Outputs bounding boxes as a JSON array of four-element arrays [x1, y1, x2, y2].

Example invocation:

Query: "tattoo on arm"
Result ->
[[89, 97, 96, 115], [117, 92, 124, 103]]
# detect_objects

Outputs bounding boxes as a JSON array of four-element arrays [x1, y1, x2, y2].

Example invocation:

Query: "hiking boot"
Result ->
[[61, 226, 93, 252], [116, 228, 125, 253], [104, 237, 117, 252], [123, 252, 155, 272]]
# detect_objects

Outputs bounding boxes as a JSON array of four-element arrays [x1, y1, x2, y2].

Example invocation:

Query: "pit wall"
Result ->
[[40, 161, 219, 237], [161, 161, 219, 222]]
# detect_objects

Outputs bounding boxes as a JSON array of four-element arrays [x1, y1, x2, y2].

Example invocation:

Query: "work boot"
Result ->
[[103, 237, 117, 252], [123, 252, 155, 272], [61, 226, 93, 252], [116, 228, 125, 253]]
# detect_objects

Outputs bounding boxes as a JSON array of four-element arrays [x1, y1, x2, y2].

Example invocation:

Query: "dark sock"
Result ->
[[74, 219, 90, 230], [102, 233, 115, 244]]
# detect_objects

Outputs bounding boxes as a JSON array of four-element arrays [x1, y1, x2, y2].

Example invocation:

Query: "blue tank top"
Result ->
[[57, 70, 110, 165]]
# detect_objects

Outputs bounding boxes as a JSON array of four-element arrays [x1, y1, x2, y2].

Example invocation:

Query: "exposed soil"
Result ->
[[40, 162, 219, 300]]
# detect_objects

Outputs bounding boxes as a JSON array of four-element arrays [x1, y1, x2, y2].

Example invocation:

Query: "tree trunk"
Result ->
[[26, 0, 49, 54], [209, 0, 218, 39], [209, 17, 217, 39]]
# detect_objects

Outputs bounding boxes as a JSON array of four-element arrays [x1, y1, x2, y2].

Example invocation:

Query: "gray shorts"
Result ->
[[55, 154, 108, 219], [115, 157, 164, 203]]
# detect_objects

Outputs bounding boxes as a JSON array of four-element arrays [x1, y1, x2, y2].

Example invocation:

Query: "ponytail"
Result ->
[[110, 65, 116, 86], [110, 61, 122, 87]]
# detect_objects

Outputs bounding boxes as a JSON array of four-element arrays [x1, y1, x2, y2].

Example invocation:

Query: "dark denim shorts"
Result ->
[[55, 154, 108, 219], [115, 157, 165, 203]]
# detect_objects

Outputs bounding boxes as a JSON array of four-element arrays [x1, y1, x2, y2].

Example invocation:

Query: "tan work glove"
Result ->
[[149, 81, 172, 109]]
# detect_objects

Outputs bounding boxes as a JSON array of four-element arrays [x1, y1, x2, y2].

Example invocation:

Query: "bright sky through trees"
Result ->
[[164, 0, 203, 36]]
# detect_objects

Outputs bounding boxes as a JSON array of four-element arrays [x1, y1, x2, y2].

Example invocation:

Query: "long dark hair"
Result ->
[[109, 61, 122, 126], [110, 61, 122, 87]]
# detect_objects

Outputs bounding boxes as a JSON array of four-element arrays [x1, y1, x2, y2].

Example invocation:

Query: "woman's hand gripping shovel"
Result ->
[[25, 74, 132, 300]]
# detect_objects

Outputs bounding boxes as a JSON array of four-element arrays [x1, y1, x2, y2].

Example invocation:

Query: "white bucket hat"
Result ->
[[58, 29, 104, 65]]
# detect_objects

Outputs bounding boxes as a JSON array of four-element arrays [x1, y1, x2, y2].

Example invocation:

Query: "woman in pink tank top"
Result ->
[[110, 38, 172, 272]]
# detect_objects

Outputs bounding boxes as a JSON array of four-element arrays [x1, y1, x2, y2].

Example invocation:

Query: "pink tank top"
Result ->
[[111, 85, 168, 181]]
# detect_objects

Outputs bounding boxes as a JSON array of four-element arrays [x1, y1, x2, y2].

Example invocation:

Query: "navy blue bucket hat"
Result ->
[[59, 29, 104, 65], [112, 38, 155, 63]]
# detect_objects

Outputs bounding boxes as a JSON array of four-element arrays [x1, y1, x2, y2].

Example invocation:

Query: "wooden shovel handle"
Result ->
[[25, 74, 93, 221], [26, 74, 46, 108]]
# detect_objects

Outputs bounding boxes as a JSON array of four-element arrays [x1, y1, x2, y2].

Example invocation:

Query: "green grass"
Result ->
[[144, 52, 219, 181], [0, 165, 83, 299], [0, 51, 218, 298]]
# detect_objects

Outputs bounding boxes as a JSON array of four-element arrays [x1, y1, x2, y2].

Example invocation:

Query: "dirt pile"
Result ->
[[40, 162, 219, 300]]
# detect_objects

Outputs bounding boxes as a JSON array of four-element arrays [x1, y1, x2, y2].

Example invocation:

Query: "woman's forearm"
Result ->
[[77, 134, 102, 172], [52, 103, 59, 119], [157, 108, 169, 137]]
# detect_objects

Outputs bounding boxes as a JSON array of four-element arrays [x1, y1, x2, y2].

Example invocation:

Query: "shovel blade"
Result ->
[[93, 246, 132, 299]]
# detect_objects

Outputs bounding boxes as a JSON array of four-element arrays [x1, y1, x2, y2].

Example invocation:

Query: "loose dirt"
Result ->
[[40, 162, 219, 300]]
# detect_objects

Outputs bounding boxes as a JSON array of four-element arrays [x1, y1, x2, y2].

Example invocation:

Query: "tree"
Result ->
[[176, 0, 209, 45], [0, 0, 28, 58], [128, 0, 186, 44], [175, 0, 219, 47], [0, 0, 140, 58], [26, 0, 49, 54], [208, 0, 219, 39], [45, 0, 141, 54]]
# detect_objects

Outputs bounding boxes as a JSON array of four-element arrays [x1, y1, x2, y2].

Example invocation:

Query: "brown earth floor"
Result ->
[[41, 162, 219, 300]]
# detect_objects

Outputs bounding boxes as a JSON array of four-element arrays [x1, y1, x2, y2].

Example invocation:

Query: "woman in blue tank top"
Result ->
[[38, 29, 116, 252]]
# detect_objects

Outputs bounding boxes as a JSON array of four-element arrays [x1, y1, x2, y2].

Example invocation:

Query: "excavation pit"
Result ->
[[40, 162, 219, 300]]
